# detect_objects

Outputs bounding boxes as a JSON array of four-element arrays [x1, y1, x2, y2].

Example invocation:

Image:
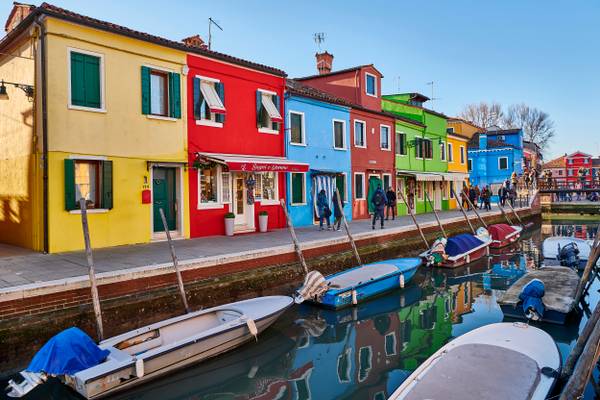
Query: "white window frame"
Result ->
[[447, 127, 455, 134], [354, 172, 366, 200], [195, 74, 224, 128], [423, 138, 433, 160], [288, 110, 306, 146], [353, 119, 367, 148], [332, 119, 347, 150], [447, 142, 454, 162], [221, 171, 231, 204], [197, 165, 224, 209], [67, 47, 106, 113], [290, 172, 307, 206], [257, 88, 280, 135], [385, 332, 397, 356], [382, 173, 392, 191], [396, 131, 407, 156], [258, 172, 279, 205], [498, 156, 509, 170], [358, 345, 373, 383], [468, 159, 473, 171], [340, 172, 349, 202], [365, 72, 377, 97], [337, 347, 352, 383], [380, 124, 391, 151], [415, 137, 423, 160], [440, 140, 446, 161], [460, 146, 466, 164]]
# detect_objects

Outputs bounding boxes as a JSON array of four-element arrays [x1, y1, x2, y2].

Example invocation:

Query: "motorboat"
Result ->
[[543, 236, 591, 269], [488, 224, 523, 249]]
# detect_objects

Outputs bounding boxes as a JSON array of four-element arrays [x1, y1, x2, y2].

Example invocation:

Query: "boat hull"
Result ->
[[436, 246, 489, 269], [500, 304, 569, 325]]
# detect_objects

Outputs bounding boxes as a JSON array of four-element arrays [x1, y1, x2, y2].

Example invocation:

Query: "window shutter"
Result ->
[[215, 82, 225, 123], [84, 55, 101, 108], [272, 94, 280, 131], [70, 52, 85, 106], [169, 72, 181, 118], [102, 160, 113, 209], [64, 159, 76, 211], [193, 77, 202, 120], [141, 66, 151, 115], [256, 90, 262, 127]]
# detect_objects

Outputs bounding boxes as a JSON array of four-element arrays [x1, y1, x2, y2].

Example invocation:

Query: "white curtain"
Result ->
[[312, 175, 336, 215]]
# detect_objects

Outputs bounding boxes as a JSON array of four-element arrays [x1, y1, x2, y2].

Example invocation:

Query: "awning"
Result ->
[[200, 82, 226, 114], [395, 170, 443, 181], [438, 172, 470, 182], [197, 152, 309, 173], [261, 92, 283, 122]]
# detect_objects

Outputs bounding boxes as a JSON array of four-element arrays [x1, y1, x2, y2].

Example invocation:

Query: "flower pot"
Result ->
[[224, 217, 235, 236], [258, 214, 268, 233]]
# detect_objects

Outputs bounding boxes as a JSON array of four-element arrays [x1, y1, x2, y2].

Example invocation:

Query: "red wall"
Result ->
[[565, 152, 593, 183], [186, 54, 287, 237]]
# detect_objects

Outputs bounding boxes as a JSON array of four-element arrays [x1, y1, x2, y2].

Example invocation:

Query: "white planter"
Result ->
[[258, 214, 268, 233], [224, 218, 235, 236]]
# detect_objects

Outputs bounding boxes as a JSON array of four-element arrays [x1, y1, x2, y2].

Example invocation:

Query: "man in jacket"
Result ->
[[332, 190, 344, 231], [385, 186, 397, 220], [316, 189, 331, 230], [371, 184, 388, 230]]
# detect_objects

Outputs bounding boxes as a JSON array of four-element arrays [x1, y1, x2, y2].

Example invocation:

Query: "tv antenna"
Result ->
[[426, 81, 441, 109], [313, 32, 325, 51], [208, 17, 223, 50]]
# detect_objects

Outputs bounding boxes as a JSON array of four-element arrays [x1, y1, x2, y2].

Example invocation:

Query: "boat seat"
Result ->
[[404, 343, 540, 400], [327, 264, 399, 290]]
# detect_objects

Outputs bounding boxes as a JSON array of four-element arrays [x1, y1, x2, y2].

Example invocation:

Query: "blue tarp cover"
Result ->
[[27, 327, 109, 375], [519, 279, 545, 319], [445, 234, 484, 257]]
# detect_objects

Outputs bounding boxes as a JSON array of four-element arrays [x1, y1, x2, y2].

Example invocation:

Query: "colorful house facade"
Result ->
[[284, 79, 352, 227], [564, 151, 593, 184], [446, 118, 479, 208], [543, 155, 566, 180]]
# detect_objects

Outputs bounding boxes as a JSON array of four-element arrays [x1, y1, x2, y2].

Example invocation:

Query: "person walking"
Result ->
[[316, 189, 331, 230], [474, 185, 481, 209], [509, 185, 517, 207], [462, 185, 470, 210], [469, 186, 477, 210], [385, 186, 397, 221], [482, 185, 492, 211], [332, 190, 344, 231], [371, 184, 388, 230]]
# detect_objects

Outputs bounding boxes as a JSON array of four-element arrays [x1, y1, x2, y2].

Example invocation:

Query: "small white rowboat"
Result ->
[[388, 322, 560, 400]]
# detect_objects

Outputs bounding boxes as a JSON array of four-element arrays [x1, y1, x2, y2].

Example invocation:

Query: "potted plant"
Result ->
[[224, 212, 235, 236], [258, 210, 269, 233]]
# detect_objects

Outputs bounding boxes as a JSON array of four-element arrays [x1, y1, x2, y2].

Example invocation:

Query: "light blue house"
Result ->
[[285, 79, 352, 227], [467, 128, 524, 193]]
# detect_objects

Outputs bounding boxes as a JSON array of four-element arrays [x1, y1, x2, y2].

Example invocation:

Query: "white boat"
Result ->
[[388, 322, 561, 400], [7, 296, 293, 399], [543, 236, 591, 269]]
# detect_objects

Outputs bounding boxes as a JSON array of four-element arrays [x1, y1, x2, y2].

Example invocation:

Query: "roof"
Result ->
[[447, 117, 484, 131], [382, 97, 448, 119], [1, 2, 286, 77], [467, 133, 516, 150], [4, 2, 35, 32], [485, 128, 522, 135], [295, 64, 383, 81], [593, 158, 600, 167], [566, 151, 593, 158], [286, 79, 352, 108], [447, 131, 471, 141], [543, 156, 565, 169]]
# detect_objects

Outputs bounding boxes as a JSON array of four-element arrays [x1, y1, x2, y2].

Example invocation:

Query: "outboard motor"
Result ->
[[558, 242, 580, 269]]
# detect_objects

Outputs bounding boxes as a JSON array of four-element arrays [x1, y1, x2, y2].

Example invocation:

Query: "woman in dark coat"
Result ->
[[332, 190, 344, 231]]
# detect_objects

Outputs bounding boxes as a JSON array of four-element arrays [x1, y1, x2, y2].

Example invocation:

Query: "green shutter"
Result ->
[[141, 66, 151, 115], [70, 52, 85, 106], [292, 173, 303, 204], [169, 72, 181, 118], [193, 77, 202, 120], [64, 159, 76, 211], [102, 160, 113, 210], [84, 55, 101, 108], [256, 90, 262, 127], [215, 82, 225, 123]]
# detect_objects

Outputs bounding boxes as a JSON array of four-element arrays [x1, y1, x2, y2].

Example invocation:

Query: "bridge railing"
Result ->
[[537, 177, 600, 192]]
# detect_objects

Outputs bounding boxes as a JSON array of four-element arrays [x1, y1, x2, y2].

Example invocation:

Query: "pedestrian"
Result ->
[[509, 185, 517, 207], [332, 190, 344, 231], [371, 184, 387, 230], [482, 185, 492, 211], [474, 185, 481, 209], [385, 186, 397, 220], [462, 185, 470, 210], [407, 180, 416, 212], [469, 186, 477, 210], [316, 189, 331, 230]]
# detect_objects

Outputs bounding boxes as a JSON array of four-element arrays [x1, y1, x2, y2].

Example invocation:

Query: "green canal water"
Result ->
[[5, 220, 600, 400]]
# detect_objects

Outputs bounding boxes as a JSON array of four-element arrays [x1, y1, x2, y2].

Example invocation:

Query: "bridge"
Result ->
[[537, 177, 600, 216]]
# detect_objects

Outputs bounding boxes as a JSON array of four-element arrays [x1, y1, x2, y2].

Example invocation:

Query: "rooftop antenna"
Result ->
[[313, 32, 325, 51], [208, 17, 223, 50], [397, 76, 401, 92], [426, 81, 441, 110]]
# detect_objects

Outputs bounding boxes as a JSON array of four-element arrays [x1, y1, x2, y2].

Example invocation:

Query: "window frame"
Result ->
[[460, 146, 466, 164], [289, 110, 306, 146], [195, 75, 224, 127], [498, 156, 509, 170], [440, 140, 446, 161], [422, 138, 433, 160], [415, 137, 423, 159], [383, 173, 392, 191], [380, 124, 391, 151], [149, 69, 169, 117], [353, 119, 367, 148], [365, 72, 377, 97], [396, 131, 407, 156], [290, 172, 307, 206], [384, 332, 397, 356], [258, 172, 279, 205], [257, 88, 281, 134], [67, 47, 106, 113], [332, 118, 347, 150], [66, 155, 111, 213], [354, 172, 366, 200], [468, 158, 473, 171], [447, 142, 454, 162], [197, 165, 225, 209]]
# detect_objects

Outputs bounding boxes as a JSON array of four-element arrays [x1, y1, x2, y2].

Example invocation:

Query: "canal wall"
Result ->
[[0, 207, 540, 373]]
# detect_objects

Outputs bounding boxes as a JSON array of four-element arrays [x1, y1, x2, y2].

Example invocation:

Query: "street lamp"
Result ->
[[0, 79, 34, 101]]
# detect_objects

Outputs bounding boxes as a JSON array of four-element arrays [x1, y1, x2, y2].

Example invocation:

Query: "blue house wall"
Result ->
[[285, 95, 352, 227], [468, 130, 524, 189]]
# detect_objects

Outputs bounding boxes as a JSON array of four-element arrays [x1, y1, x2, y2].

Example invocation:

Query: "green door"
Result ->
[[153, 167, 177, 232], [367, 175, 382, 213]]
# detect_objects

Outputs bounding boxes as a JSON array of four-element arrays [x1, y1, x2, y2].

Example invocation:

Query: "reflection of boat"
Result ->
[[543, 236, 591, 269], [420, 233, 492, 268], [482, 257, 527, 291], [388, 323, 560, 400], [489, 224, 523, 249]]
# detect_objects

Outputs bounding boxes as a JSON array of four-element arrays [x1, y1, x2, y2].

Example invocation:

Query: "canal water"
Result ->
[[4, 219, 600, 400]]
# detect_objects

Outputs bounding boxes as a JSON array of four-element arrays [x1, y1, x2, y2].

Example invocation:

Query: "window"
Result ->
[[447, 127, 455, 134], [337, 348, 352, 383], [498, 135, 505, 141], [417, 181, 424, 200], [336, 173, 347, 201], [358, 346, 373, 382], [498, 157, 509, 170], [584, 158, 589, 163], [558, 170, 564, 176], [290, 111, 305, 145], [354, 120, 366, 147], [365, 73, 377, 96], [468, 159, 473, 171], [380, 125, 391, 150], [193, 76, 225, 125], [385, 333, 397, 356], [568, 169, 574, 177], [69, 49, 103, 110], [415, 138, 432, 159], [141, 66, 181, 118], [568, 159, 574, 165], [383, 174, 392, 191], [64, 159, 112, 211], [460, 146, 465, 164], [447, 143, 454, 162], [396, 132, 407, 155], [450, 181, 455, 198], [260, 172, 278, 203], [257, 90, 282, 133], [354, 173, 365, 200], [333, 119, 346, 149], [415, 138, 423, 158], [291, 173, 306, 205], [221, 172, 231, 203], [199, 167, 219, 204], [440, 141, 446, 161]]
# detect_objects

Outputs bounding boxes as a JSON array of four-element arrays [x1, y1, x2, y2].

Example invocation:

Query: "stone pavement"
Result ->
[[0, 204, 523, 292]]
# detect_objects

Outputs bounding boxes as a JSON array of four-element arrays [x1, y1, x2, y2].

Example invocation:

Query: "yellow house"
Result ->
[[0, 3, 190, 252], [446, 118, 481, 208]]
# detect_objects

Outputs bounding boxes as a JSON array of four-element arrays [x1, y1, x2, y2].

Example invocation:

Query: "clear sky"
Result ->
[[2, 0, 599, 160]]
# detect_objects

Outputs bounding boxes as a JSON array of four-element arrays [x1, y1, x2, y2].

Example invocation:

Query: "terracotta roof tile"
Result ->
[[295, 64, 383, 81], [543, 156, 565, 169]]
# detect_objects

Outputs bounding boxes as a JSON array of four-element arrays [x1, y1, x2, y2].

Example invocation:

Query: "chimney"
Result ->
[[315, 51, 333, 75], [479, 133, 488, 149], [5, 2, 35, 33], [182, 35, 208, 49]]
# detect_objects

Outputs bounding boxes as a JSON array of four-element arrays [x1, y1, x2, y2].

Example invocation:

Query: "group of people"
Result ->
[[461, 184, 493, 211]]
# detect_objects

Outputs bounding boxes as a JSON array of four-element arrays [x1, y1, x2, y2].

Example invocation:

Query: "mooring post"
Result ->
[[450, 187, 476, 234], [280, 199, 309, 274], [335, 188, 362, 266], [159, 208, 190, 313], [79, 198, 104, 341], [496, 200, 514, 225], [462, 192, 488, 229], [424, 191, 447, 238], [562, 300, 600, 379], [505, 197, 523, 225], [574, 231, 600, 304], [397, 189, 429, 248]]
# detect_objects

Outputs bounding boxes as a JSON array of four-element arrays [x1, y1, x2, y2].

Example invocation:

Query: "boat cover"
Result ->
[[489, 224, 516, 241], [27, 327, 109, 375], [445, 234, 484, 257], [519, 279, 545, 320]]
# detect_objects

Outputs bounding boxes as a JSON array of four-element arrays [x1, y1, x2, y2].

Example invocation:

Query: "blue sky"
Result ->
[[3, 1, 599, 159]]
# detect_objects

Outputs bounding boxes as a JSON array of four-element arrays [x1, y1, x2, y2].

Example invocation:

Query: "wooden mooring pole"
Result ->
[[335, 188, 362, 266], [424, 191, 447, 239], [462, 192, 488, 229], [496, 201, 514, 225], [450, 187, 476, 234], [574, 231, 600, 304], [280, 199, 309, 274], [505, 197, 524, 225], [159, 208, 190, 313], [79, 198, 104, 341], [397, 189, 429, 248]]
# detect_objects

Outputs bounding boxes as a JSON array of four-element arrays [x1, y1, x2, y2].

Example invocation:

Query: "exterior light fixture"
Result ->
[[0, 79, 34, 101], [0, 81, 8, 100]]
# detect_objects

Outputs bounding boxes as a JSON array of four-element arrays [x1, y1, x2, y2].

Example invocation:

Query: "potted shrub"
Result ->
[[258, 210, 269, 233], [224, 212, 235, 236]]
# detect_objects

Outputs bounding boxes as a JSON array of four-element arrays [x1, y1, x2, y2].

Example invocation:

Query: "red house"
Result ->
[[565, 151, 593, 185], [186, 48, 307, 237], [297, 54, 395, 220]]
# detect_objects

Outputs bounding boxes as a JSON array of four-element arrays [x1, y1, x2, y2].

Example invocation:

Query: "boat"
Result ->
[[488, 223, 523, 249], [419, 230, 492, 269], [7, 296, 293, 399], [543, 236, 591, 269], [387, 322, 561, 400], [295, 258, 422, 309]]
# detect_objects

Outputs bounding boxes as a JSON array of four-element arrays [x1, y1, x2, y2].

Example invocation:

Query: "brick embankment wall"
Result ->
[[0, 209, 540, 373]]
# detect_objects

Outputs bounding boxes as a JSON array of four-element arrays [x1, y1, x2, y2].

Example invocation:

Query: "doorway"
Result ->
[[231, 173, 255, 232], [367, 175, 382, 214], [434, 181, 442, 210], [153, 167, 177, 232]]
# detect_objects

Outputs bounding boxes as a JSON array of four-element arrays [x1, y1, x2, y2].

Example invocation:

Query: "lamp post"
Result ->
[[0, 79, 34, 101]]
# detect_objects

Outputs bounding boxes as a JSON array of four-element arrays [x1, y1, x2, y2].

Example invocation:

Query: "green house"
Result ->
[[382, 93, 449, 214]]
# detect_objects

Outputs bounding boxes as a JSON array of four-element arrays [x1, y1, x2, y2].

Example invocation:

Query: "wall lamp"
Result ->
[[0, 79, 34, 101]]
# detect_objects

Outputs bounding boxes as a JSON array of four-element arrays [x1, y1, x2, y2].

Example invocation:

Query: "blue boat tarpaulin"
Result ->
[[519, 279, 545, 320], [27, 327, 109, 375], [445, 234, 484, 257]]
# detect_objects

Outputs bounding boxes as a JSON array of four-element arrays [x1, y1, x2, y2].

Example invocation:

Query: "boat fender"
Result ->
[[247, 365, 259, 379], [352, 290, 358, 305], [399, 274, 405, 289], [135, 358, 144, 378], [246, 318, 258, 341], [541, 367, 560, 378]]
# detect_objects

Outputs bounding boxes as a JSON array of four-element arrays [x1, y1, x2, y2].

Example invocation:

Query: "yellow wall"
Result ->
[[44, 18, 189, 252], [0, 34, 43, 250], [447, 134, 469, 209], [448, 119, 480, 139]]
